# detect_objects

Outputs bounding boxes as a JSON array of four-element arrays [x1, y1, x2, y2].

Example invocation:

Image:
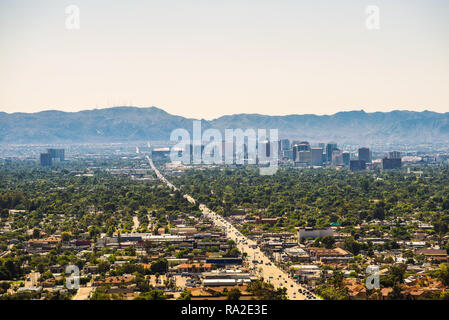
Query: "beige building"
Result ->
[[297, 227, 334, 241]]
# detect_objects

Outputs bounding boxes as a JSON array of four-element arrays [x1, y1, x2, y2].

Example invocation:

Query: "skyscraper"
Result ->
[[292, 141, 310, 162], [342, 152, 350, 166], [298, 141, 310, 151], [297, 150, 312, 165], [280, 139, 290, 151], [326, 143, 338, 162], [311, 147, 323, 166], [47, 149, 65, 162], [350, 160, 366, 171], [388, 151, 402, 159], [382, 157, 402, 169], [292, 144, 299, 162], [259, 140, 270, 158], [358, 147, 371, 163], [40, 153, 52, 166], [331, 149, 343, 167]]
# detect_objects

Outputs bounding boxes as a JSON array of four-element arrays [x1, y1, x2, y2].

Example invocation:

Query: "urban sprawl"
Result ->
[[1, 139, 449, 300]]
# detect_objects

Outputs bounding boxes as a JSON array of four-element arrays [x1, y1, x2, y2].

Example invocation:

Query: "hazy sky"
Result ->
[[0, 0, 448, 119]]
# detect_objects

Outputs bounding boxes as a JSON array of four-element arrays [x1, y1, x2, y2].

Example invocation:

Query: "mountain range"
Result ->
[[1, 107, 449, 145]]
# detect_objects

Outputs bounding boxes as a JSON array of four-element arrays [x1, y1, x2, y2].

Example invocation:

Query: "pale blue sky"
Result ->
[[0, 0, 448, 119]]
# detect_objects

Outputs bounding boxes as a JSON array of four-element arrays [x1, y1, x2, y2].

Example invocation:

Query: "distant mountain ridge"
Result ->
[[1, 106, 449, 145]]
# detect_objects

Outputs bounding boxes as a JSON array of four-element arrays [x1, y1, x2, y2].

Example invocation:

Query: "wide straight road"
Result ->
[[147, 157, 318, 300], [72, 286, 94, 300], [132, 216, 140, 233]]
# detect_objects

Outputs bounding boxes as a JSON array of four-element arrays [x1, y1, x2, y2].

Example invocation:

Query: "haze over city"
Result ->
[[1, 0, 448, 119], [2, 0, 449, 308]]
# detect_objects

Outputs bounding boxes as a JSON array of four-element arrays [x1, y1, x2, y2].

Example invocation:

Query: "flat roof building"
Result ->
[[350, 160, 366, 171], [342, 152, 351, 166], [40, 153, 52, 166], [358, 147, 371, 164], [311, 148, 323, 166], [297, 227, 334, 241], [382, 158, 402, 170], [47, 149, 65, 162]]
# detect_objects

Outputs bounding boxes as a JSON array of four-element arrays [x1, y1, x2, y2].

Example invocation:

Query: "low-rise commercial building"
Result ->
[[297, 227, 334, 241]]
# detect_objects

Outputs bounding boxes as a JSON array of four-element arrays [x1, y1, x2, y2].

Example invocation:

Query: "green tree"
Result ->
[[438, 263, 449, 286], [321, 236, 335, 249], [226, 288, 241, 300], [343, 237, 361, 255], [177, 290, 192, 300]]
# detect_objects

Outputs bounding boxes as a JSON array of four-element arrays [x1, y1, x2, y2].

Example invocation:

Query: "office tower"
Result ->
[[350, 160, 366, 171], [297, 150, 312, 165], [342, 152, 351, 166], [382, 158, 402, 169], [47, 149, 65, 162], [326, 143, 338, 162], [292, 144, 299, 161], [388, 151, 402, 159], [280, 139, 290, 151], [283, 149, 293, 161], [311, 147, 324, 166], [298, 141, 310, 152], [40, 153, 52, 166], [331, 149, 343, 167], [358, 147, 371, 163], [259, 140, 270, 158]]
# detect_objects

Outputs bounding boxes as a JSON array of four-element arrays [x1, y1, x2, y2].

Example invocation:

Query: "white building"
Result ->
[[297, 227, 334, 241]]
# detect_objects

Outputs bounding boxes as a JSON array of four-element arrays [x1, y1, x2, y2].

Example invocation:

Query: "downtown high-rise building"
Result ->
[[40, 153, 52, 166], [298, 141, 310, 151], [47, 149, 65, 162], [297, 150, 312, 165], [40, 148, 65, 166], [326, 143, 338, 162], [311, 147, 324, 166], [342, 152, 351, 166], [383, 157, 402, 169], [331, 149, 343, 167], [358, 147, 371, 163], [350, 160, 366, 171], [292, 144, 299, 161], [279, 139, 290, 151], [292, 141, 311, 162], [259, 140, 271, 158], [388, 151, 402, 159]]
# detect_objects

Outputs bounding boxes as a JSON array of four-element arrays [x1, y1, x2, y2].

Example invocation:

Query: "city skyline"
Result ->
[[1, 0, 448, 119]]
